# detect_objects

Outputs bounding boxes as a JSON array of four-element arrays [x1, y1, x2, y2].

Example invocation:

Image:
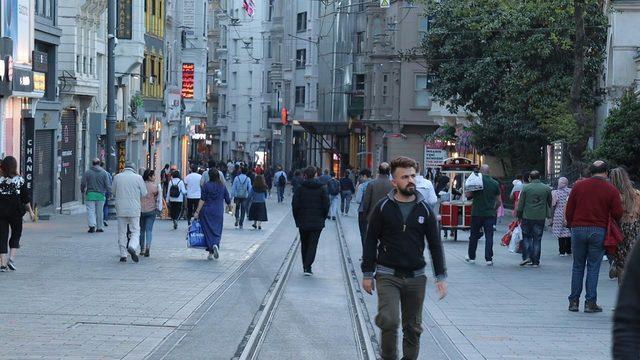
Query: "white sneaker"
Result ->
[[486, 261, 493, 266], [212, 245, 219, 259], [465, 257, 475, 264], [207, 253, 214, 260]]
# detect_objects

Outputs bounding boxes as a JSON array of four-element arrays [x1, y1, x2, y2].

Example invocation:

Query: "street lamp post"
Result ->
[[106, 0, 116, 174]]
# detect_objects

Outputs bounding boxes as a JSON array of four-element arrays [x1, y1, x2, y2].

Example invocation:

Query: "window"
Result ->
[[76, 55, 81, 73], [233, 39, 238, 56], [232, 71, 237, 89], [295, 86, 305, 106], [248, 71, 253, 89], [355, 32, 365, 54], [382, 73, 389, 104], [267, 40, 272, 59], [418, 17, 431, 39], [232, 131, 236, 141], [266, 71, 272, 93], [268, 0, 274, 21], [296, 49, 306, 69], [297, 12, 307, 32], [35, 0, 53, 19], [90, 58, 94, 76], [355, 74, 365, 92], [231, 104, 237, 121], [414, 74, 430, 108], [358, 0, 365, 12]]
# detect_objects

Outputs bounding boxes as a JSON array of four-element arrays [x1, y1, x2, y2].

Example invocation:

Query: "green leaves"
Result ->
[[416, 0, 607, 171]]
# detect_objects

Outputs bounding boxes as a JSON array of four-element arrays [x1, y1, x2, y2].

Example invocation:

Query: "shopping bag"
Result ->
[[501, 220, 519, 246], [187, 220, 207, 249], [605, 217, 623, 256], [465, 172, 484, 192], [509, 225, 522, 253]]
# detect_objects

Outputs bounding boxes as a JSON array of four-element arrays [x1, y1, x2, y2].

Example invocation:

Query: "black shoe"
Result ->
[[252, 223, 257, 229], [128, 248, 139, 263], [258, 226, 262, 230], [88, 227, 96, 233], [104, 221, 109, 227], [119, 257, 127, 262], [332, 217, 336, 220], [234, 221, 239, 227], [96, 229, 104, 233], [0, 266, 7, 272], [568, 299, 579, 312], [145, 249, 150, 257], [584, 301, 603, 313], [7, 259, 16, 271], [519, 259, 531, 266], [173, 220, 178, 230]]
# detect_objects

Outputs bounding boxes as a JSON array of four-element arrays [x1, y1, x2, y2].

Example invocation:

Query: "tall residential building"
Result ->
[[215, 0, 267, 163], [58, 0, 106, 211], [0, 0, 60, 211], [596, 0, 640, 143]]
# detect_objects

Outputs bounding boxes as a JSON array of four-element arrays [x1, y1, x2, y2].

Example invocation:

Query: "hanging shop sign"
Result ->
[[117, 0, 133, 39], [12, 68, 33, 93], [181, 63, 195, 98], [0, 37, 13, 96], [117, 141, 126, 173], [32, 50, 47, 73], [424, 148, 446, 168], [22, 116, 35, 199], [33, 72, 45, 93]]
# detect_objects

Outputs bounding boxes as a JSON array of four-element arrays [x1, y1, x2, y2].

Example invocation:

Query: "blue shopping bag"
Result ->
[[187, 220, 207, 249]]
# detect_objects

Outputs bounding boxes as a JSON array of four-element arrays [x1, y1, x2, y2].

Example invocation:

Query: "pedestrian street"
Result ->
[[1, 193, 617, 359]]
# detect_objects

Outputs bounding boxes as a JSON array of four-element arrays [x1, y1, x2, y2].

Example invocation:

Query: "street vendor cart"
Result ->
[[438, 157, 478, 241]]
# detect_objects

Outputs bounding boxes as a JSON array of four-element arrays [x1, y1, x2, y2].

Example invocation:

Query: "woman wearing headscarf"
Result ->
[[609, 167, 640, 283], [551, 177, 572, 256], [193, 168, 231, 260]]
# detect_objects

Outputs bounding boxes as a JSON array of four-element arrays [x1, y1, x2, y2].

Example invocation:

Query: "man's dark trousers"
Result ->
[[299, 229, 321, 271], [468, 216, 496, 261], [358, 211, 367, 250], [234, 198, 247, 226], [375, 274, 426, 360], [277, 185, 285, 203], [521, 219, 545, 264]]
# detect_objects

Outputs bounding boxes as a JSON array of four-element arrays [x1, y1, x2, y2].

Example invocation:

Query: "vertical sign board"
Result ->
[[117, 0, 133, 39], [22, 116, 35, 202], [424, 147, 446, 168], [117, 141, 126, 173], [181, 63, 195, 98], [183, 0, 195, 35]]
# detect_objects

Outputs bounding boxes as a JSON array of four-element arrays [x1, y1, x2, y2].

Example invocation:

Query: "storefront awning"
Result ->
[[298, 121, 350, 136]]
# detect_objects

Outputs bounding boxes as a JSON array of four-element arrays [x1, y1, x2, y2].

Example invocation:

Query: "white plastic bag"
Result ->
[[509, 225, 522, 253], [465, 172, 484, 192]]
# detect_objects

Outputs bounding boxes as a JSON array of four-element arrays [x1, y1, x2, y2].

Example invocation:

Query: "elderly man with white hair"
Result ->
[[112, 161, 148, 263]]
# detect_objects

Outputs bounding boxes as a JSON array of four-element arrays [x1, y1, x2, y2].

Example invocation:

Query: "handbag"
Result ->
[[187, 219, 207, 248], [604, 217, 623, 256], [501, 220, 519, 246]]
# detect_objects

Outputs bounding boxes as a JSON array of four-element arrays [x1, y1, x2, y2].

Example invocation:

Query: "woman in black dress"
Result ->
[[247, 175, 268, 230], [0, 156, 35, 272]]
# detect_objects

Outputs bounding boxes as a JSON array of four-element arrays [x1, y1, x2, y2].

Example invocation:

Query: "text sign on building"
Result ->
[[33, 72, 45, 93], [32, 50, 48, 73], [424, 147, 446, 168], [22, 116, 35, 200], [12, 68, 33, 93], [117, 0, 133, 39], [181, 63, 195, 98], [183, 0, 195, 35]]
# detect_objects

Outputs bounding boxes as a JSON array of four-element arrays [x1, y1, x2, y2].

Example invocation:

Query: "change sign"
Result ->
[[22, 116, 35, 202]]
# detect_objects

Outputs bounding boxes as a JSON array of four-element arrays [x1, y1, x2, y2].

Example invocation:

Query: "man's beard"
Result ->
[[398, 184, 415, 196]]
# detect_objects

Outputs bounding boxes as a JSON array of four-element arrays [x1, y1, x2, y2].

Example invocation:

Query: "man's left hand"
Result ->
[[436, 281, 448, 300]]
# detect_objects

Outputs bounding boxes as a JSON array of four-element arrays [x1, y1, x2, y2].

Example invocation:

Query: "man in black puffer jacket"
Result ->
[[292, 166, 330, 276]]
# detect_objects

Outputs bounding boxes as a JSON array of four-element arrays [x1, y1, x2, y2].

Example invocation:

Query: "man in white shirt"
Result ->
[[184, 165, 202, 225], [415, 163, 438, 210]]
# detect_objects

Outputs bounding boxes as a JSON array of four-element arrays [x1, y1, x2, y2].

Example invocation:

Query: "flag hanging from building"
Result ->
[[243, 0, 255, 17]]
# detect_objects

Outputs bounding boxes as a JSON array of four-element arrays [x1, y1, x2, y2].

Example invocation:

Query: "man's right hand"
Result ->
[[362, 278, 375, 295]]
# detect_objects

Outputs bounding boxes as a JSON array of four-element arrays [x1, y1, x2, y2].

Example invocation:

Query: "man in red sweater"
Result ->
[[565, 160, 623, 313]]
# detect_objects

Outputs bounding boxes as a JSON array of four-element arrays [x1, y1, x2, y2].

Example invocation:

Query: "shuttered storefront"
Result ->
[[60, 110, 77, 204], [33, 130, 54, 208]]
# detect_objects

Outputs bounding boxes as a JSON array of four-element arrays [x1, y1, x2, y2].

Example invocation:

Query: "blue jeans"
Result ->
[[139, 211, 156, 249], [569, 227, 606, 303], [468, 216, 496, 261], [277, 185, 285, 203], [521, 219, 545, 264], [330, 195, 340, 218]]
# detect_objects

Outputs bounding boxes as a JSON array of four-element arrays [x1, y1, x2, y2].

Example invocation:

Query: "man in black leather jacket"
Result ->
[[613, 240, 640, 359]]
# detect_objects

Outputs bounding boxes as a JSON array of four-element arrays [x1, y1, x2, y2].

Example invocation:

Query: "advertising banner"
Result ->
[[22, 116, 34, 200]]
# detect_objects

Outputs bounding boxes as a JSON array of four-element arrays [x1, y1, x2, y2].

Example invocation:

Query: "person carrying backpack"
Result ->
[[327, 173, 341, 220], [274, 165, 288, 203], [166, 170, 187, 230], [231, 167, 252, 229]]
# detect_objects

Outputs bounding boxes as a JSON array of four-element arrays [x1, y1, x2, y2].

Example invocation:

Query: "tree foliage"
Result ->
[[412, 0, 607, 172], [594, 93, 640, 178]]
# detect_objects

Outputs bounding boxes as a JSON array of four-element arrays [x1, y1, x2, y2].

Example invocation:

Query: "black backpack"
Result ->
[[169, 180, 182, 198], [328, 179, 340, 196], [278, 174, 286, 187]]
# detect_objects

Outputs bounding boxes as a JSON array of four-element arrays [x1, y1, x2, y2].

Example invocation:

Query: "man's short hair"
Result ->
[[303, 166, 317, 179], [330, 172, 336, 178], [208, 160, 216, 168], [191, 165, 198, 173], [378, 162, 391, 175], [529, 170, 541, 180], [92, 158, 101, 166], [241, 167, 247, 174], [590, 160, 609, 175], [390, 157, 418, 176], [323, 169, 329, 175], [360, 169, 372, 178]]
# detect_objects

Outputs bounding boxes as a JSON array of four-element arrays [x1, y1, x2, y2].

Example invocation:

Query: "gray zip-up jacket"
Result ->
[[81, 165, 112, 195]]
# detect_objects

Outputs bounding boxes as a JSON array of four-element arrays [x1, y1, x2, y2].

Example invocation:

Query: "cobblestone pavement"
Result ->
[[339, 212, 616, 360], [0, 194, 294, 360]]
